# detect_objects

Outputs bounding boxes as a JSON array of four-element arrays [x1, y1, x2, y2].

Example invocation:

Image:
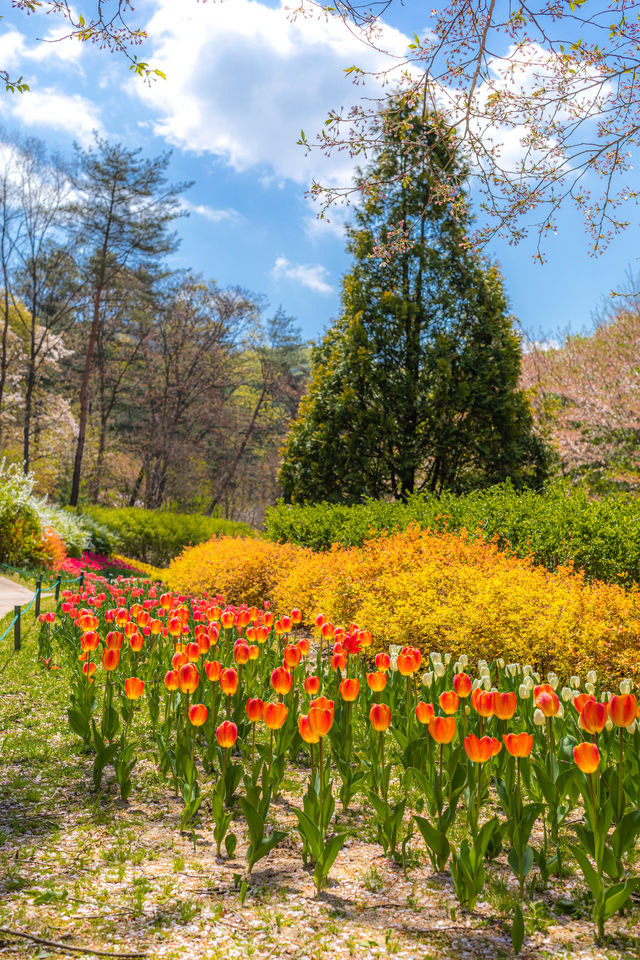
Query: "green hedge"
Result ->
[[265, 482, 640, 587], [84, 507, 255, 567]]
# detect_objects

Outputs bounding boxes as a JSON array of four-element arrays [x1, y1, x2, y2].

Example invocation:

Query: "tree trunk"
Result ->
[[206, 383, 268, 516], [69, 287, 102, 506]]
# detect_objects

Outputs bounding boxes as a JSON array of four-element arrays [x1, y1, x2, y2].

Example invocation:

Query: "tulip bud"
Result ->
[[459, 654, 468, 667], [453, 661, 462, 674], [605, 717, 613, 732], [444, 653, 451, 665], [519, 684, 531, 699], [483, 678, 491, 691], [533, 707, 546, 726], [626, 720, 637, 735], [390, 656, 398, 672], [586, 682, 596, 695], [548, 675, 559, 690], [430, 651, 442, 664], [533, 672, 541, 683], [422, 671, 433, 688], [434, 662, 445, 679], [586, 670, 597, 685], [389, 644, 400, 657], [496, 658, 505, 669], [472, 678, 482, 690], [464, 704, 470, 716], [523, 665, 533, 677], [561, 687, 572, 702], [620, 679, 632, 694], [570, 675, 581, 688], [523, 676, 534, 691]]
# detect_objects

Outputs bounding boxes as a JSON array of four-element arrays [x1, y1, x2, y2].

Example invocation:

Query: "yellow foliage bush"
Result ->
[[166, 526, 640, 680], [164, 536, 309, 610]]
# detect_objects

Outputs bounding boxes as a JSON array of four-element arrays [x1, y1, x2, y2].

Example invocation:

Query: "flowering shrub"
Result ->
[[168, 526, 640, 680], [165, 536, 308, 609], [41, 528, 68, 569]]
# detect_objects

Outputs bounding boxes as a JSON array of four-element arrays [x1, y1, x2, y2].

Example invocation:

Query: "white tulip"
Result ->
[[561, 687, 572, 702], [444, 653, 452, 665], [523, 675, 534, 691], [523, 665, 533, 677], [472, 678, 483, 690], [605, 717, 613, 732], [422, 671, 433, 687], [556, 703, 564, 719], [390, 656, 398, 672], [533, 708, 546, 726], [620, 679, 632, 695], [519, 684, 531, 699], [430, 651, 442, 664], [533, 672, 541, 683], [570, 675, 581, 689], [586, 682, 596, 695], [586, 670, 598, 685], [626, 720, 637, 735], [434, 662, 445, 679], [496, 658, 505, 669], [459, 654, 468, 668]]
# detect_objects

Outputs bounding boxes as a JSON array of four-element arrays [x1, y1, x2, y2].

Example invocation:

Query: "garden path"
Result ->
[[0, 575, 37, 619]]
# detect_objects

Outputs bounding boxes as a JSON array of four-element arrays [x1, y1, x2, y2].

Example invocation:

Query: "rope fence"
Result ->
[[0, 563, 85, 652]]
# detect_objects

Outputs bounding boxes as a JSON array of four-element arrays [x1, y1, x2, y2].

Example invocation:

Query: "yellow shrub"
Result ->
[[164, 536, 308, 609], [166, 526, 640, 680]]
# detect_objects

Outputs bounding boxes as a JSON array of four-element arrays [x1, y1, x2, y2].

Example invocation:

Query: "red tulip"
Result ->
[[220, 667, 239, 696], [375, 652, 390, 672], [164, 669, 179, 691], [178, 662, 199, 695], [580, 699, 608, 734], [246, 697, 264, 722], [102, 648, 120, 671], [304, 674, 320, 695], [216, 720, 238, 748]]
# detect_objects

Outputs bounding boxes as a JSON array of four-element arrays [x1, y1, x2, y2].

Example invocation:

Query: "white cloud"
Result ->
[[0, 89, 102, 141], [272, 256, 333, 294], [136, 0, 412, 185], [180, 198, 239, 222]]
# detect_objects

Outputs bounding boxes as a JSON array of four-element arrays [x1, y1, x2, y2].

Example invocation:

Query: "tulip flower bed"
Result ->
[[2, 573, 640, 960]]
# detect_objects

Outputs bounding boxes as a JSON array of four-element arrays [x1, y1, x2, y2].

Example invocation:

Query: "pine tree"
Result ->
[[280, 103, 548, 503]]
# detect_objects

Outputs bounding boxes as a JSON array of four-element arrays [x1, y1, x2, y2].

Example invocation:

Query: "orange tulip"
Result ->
[[102, 648, 120, 671], [263, 701, 289, 730], [124, 677, 145, 699], [502, 732, 533, 758], [283, 644, 302, 669], [367, 671, 387, 693], [304, 674, 320, 695], [340, 678, 360, 702], [331, 651, 347, 671], [220, 610, 235, 630], [271, 666, 293, 696], [291, 608, 303, 624], [83, 662, 97, 679], [105, 630, 123, 651], [375, 652, 390, 672], [397, 648, 421, 676], [536, 690, 560, 718], [320, 622, 335, 640], [453, 672, 473, 697], [493, 691, 517, 720], [129, 632, 144, 653], [184, 641, 200, 662], [298, 713, 319, 744], [297, 638, 310, 657], [609, 693, 638, 728], [188, 703, 208, 727], [415, 701, 435, 725], [204, 659, 222, 683], [164, 669, 179, 691], [430, 716, 456, 744], [471, 688, 495, 718], [439, 690, 459, 715], [81, 630, 100, 652], [573, 693, 596, 713], [248, 644, 259, 661], [216, 720, 238, 748], [464, 734, 501, 763], [533, 683, 555, 700], [220, 667, 239, 696], [245, 697, 264, 722], [580, 699, 608, 734], [369, 702, 391, 732], [573, 741, 600, 774], [178, 662, 200, 695], [234, 640, 250, 665], [167, 616, 184, 638], [172, 651, 188, 670]]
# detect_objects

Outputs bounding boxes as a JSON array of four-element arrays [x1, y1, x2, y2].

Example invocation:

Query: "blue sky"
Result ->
[[1, 0, 639, 342]]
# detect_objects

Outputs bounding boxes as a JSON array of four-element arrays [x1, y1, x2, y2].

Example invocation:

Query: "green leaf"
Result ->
[[512, 903, 525, 955], [414, 815, 450, 864], [603, 878, 639, 921], [570, 844, 602, 901]]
